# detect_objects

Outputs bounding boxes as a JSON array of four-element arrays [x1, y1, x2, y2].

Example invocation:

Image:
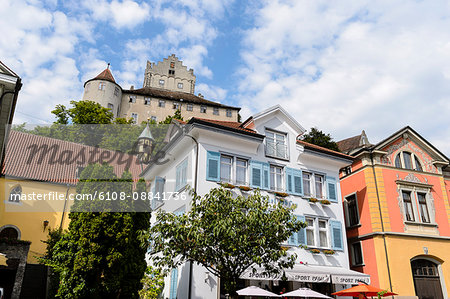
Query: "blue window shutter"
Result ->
[[250, 161, 263, 188], [327, 176, 337, 202], [292, 169, 303, 196], [151, 184, 156, 210], [206, 151, 220, 181], [262, 163, 270, 190], [296, 215, 306, 245], [170, 268, 178, 299], [175, 164, 181, 191], [330, 220, 343, 250], [288, 213, 298, 245], [175, 159, 188, 191], [286, 168, 293, 193]]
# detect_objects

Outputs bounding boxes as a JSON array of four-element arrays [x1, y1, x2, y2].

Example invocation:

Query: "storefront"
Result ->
[[240, 264, 370, 296]]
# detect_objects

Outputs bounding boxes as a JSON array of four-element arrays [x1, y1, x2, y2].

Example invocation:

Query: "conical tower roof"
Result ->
[[84, 64, 120, 87]]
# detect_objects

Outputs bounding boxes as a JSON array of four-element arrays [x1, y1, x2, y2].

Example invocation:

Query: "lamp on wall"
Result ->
[[43, 220, 49, 231], [204, 271, 210, 283]]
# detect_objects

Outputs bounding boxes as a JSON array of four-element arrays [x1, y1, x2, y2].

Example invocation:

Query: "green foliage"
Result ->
[[160, 109, 183, 124], [301, 127, 340, 152], [52, 100, 114, 124], [150, 187, 306, 296], [39, 229, 64, 298], [41, 164, 151, 298], [138, 266, 165, 299]]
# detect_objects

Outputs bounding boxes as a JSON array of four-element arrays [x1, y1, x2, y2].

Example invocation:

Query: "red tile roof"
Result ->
[[2, 131, 142, 185], [190, 118, 259, 134], [297, 140, 354, 160], [93, 68, 116, 84]]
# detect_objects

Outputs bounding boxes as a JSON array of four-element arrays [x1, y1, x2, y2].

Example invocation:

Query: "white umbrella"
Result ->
[[282, 287, 331, 298], [237, 286, 281, 297]]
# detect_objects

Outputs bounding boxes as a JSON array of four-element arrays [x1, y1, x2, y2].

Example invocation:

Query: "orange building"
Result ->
[[338, 127, 450, 299]]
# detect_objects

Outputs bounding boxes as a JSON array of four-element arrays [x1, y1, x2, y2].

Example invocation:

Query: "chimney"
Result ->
[[130, 85, 134, 90], [198, 93, 204, 98]]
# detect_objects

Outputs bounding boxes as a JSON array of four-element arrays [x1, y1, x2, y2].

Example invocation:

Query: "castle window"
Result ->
[[159, 79, 165, 86], [159, 100, 165, 108], [131, 113, 138, 124], [168, 70, 175, 75], [173, 102, 180, 110], [107, 103, 114, 111], [170, 62, 175, 68], [226, 109, 232, 118], [213, 107, 219, 115], [114, 87, 119, 96], [144, 97, 151, 105], [178, 83, 183, 89], [394, 151, 423, 171], [151, 116, 157, 122], [200, 105, 207, 113], [98, 82, 105, 90], [9, 185, 22, 202], [129, 96, 136, 103], [186, 104, 193, 111]]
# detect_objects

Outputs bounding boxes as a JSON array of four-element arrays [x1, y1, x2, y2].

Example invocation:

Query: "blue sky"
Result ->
[[2, 0, 450, 155]]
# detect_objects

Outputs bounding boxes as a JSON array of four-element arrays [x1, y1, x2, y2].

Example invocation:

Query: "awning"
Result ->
[[240, 264, 370, 285]]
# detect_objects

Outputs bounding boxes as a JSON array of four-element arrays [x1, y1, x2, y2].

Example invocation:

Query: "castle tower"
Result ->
[[143, 54, 196, 94], [82, 65, 122, 117]]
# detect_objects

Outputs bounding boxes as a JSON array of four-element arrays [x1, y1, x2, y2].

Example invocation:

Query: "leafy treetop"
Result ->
[[301, 127, 340, 152]]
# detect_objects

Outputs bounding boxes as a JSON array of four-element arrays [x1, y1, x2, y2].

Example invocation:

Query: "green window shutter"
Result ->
[[206, 151, 220, 181], [250, 161, 263, 188], [296, 215, 306, 245], [262, 163, 270, 190], [330, 220, 343, 250], [169, 268, 178, 299], [292, 169, 303, 196], [327, 176, 337, 202]]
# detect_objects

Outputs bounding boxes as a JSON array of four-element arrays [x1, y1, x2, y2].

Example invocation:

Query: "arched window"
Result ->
[[0, 226, 19, 240], [394, 152, 423, 172], [8, 185, 22, 202]]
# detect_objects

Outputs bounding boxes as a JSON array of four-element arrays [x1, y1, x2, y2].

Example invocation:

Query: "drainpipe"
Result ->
[[59, 184, 71, 230], [369, 153, 393, 293], [184, 130, 199, 299]]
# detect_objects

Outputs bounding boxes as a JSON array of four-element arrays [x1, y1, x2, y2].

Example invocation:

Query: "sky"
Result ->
[[1, 0, 450, 155]]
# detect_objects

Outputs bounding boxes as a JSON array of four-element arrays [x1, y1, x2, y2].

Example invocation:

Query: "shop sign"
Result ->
[[332, 275, 370, 285]]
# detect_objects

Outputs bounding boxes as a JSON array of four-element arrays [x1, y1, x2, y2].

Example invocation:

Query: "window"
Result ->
[[129, 95, 136, 103], [186, 104, 193, 111], [173, 102, 180, 110], [265, 130, 288, 159], [170, 62, 175, 68], [131, 113, 138, 124], [236, 159, 247, 185], [270, 165, 284, 191], [346, 194, 360, 227], [107, 103, 114, 111], [144, 97, 151, 105], [159, 100, 165, 108], [213, 107, 219, 115], [306, 217, 315, 246], [402, 191, 415, 221], [200, 105, 207, 113], [159, 79, 165, 86], [98, 82, 105, 90], [314, 174, 324, 198], [114, 87, 119, 96], [178, 83, 183, 89], [152, 177, 165, 210], [175, 159, 188, 191], [318, 219, 328, 247], [151, 116, 157, 122], [303, 173, 311, 196], [8, 185, 22, 202], [226, 109, 232, 118], [351, 242, 364, 266], [168, 70, 175, 75], [394, 151, 423, 171], [0, 227, 19, 240], [417, 193, 430, 223], [220, 155, 233, 183]]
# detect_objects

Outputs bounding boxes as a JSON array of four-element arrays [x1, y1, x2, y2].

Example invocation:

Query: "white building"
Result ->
[[143, 105, 369, 298]]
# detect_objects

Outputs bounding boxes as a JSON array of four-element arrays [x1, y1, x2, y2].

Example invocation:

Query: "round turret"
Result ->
[[82, 65, 122, 117]]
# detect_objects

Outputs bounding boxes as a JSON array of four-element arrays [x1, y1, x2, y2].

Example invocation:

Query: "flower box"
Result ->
[[320, 199, 331, 205], [275, 191, 289, 197], [323, 249, 335, 255], [310, 248, 321, 254], [221, 183, 235, 189], [238, 186, 251, 191], [308, 197, 319, 203]]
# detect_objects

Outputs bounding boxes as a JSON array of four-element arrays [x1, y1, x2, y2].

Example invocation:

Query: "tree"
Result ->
[[150, 187, 305, 297], [160, 109, 183, 124], [52, 100, 114, 124], [41, 164, 150, 298], [301, 127, 340, 152], [138, 266, 165, 299]]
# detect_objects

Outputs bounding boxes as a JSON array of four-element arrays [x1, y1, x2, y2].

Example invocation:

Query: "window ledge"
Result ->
[[347, 224, 362, 229], [404, 221, 438, 227], [265, 154, 290, 162], [351, 263, 365, 267]]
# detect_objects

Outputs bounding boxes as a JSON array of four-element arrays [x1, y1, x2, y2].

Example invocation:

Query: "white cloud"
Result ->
[[196, 83, 227, 102], [237, 0, 450, 155]]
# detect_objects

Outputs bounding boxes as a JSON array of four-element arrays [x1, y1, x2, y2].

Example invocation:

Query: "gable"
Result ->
[[252, 105, 306, 136]]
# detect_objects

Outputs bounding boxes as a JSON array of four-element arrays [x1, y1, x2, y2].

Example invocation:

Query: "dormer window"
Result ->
[[265, 129, 288, 160], [394, 151, 423, 171]]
